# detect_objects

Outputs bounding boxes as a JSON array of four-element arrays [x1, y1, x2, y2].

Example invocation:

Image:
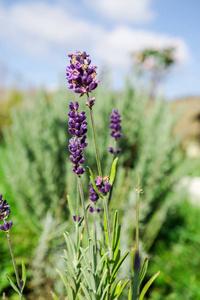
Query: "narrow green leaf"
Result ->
[[111, 280, 122, 299], [128, 282, 132, 300], [67, 195, 74, 217], [131, 246, 136, 277], [139, 257, 149, 286], [138, 271, 160, 300], [77, 269, 83, 284], [86, 203, 90, 211], [87, 166, 104, 199], [78, 294, 85, 300], [104, 211, 110, 248], [77, 216, 84, 227], [88, 269, 96, 292], [80, 247, 91, 269], [96, 269, 108, 295], [81, 268, 92, 291], [113, 225, 121, 260], [66, 284, 74, 300], [96, 251, 109, 275], [66, 232, 76, 259], [64, 257, 76, 278], [111, 251, 129, 282], [50, 291, 60, 300], [21, 261, 26, 292], [115, 280, 130, 298], [56, 269, 70, 291], [64, 232, 76, 262], [5, 273, 20, 294], [100, 284, 110, 300], [80, 282, 92, 300], [64, 233, 74, 262], [112, 210, 119, 251], [109, 157, 118, 185], [112, 250, 120, 273]]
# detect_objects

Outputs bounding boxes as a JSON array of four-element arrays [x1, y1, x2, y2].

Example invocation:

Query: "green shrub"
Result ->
[[148, 200, 200, 300]]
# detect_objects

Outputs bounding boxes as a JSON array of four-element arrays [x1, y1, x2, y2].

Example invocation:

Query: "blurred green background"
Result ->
[[1, 52, 200, 299]]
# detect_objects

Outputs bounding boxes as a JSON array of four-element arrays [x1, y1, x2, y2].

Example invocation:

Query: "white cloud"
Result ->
[[84, 0, 155, 24], [0, 1, 190, 86]]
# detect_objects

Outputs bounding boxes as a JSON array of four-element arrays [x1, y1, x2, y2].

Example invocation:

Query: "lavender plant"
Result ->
[[0, 194, 26, 299], [1, 50, 173, 298], [52, 50, 160, 300]]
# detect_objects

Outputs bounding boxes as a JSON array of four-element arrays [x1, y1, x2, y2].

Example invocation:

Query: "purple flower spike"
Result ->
[[68, 102, 88, 175], [66, 51, 99, 96], [109, 109, 123, 155], [0, 221, 13, 232], [0, 195, 11, 221]]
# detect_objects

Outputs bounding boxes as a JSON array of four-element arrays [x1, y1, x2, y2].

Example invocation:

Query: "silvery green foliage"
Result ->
[[56, 208, 130, 300]]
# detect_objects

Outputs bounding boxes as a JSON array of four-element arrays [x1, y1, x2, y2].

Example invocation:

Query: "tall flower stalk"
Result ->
[[66, 51, 110, 241], [0, 194, 25, 300], [87, 95, 103, 178], [68, 101, 90, 237], [133, 174, 142, 300]]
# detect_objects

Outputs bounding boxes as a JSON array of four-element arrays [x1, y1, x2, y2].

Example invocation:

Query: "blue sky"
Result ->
[[0, 0, 199, 98]]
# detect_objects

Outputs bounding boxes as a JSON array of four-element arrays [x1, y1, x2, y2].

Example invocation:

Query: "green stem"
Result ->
[[87, 102, 102, 179], [76, 177, 79, 217], [136, 174, 140, 252], [78, 176, 90, 238], [94, 203, 97, 250], [103, 196, 112, 251], [6, 232, 23, 299]]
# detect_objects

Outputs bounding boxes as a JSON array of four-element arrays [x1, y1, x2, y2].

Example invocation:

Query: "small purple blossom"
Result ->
[[109, 109, 123, 155], [0, 220, 13, 232], [89, 176, 112, 210], [66, 51, 100, 96], [86, 96, 96, 108], [16, 280, 23, 291], [73, 214, 82, 223], [89, 206, 101, 213]]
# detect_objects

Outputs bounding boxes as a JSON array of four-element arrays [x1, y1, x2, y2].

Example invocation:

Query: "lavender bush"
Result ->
[[51, 51, 160, 299], [1, 50, 191, 298], [1, 51, 160, 299]]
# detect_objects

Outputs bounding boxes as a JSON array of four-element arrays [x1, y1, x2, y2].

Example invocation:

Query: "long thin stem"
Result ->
[[87, 102, 102, 178], [94, 203, 97, 250], [132, 174, 141, 300], [76, 178, 80, 217], [136, 173, 140, 251], [78, 176, 90, 238], [6, 232, 23, 299], [103, 196, 112, 251]]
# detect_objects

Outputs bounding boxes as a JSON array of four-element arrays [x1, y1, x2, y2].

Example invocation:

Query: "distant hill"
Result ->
[[173, 96, 200, 157]]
